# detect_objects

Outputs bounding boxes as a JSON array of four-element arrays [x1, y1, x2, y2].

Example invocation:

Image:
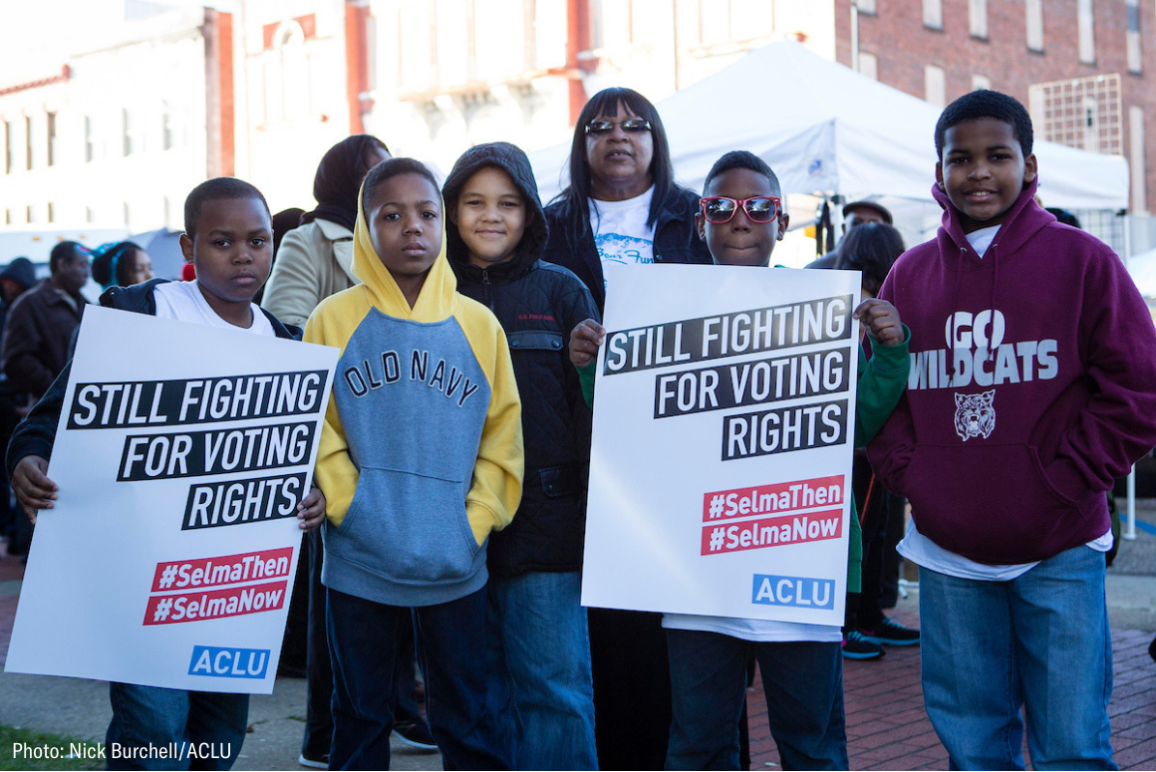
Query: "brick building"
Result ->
[[834, 0, 1155, 251]]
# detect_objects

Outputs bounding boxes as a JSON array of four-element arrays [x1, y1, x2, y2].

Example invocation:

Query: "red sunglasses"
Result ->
[[700, 196, 782, 224]]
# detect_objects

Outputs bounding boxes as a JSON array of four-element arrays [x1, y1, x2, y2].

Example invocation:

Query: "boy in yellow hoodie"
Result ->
[[304, 158, 523, 770]]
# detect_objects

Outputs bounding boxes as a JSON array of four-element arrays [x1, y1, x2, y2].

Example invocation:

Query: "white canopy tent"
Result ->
[[531, 40, 1129, 212]]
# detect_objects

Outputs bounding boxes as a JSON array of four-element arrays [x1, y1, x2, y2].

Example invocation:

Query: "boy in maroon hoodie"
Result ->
[[868, 90, 1156, 770]]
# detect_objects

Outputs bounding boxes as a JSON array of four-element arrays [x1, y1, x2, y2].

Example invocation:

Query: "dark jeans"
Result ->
[[666, 630, 847, 771], [301, 531, 333, 760], [106, 683, 248, 771], [326, 587, 509, 770]]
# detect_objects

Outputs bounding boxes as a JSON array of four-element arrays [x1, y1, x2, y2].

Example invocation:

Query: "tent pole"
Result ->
[[851, 1, 860, 73], [1123, 210, 1138, 541]]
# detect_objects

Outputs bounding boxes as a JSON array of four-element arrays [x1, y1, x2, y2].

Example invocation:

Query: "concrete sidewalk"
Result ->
[[2, 517, 1154, 771]]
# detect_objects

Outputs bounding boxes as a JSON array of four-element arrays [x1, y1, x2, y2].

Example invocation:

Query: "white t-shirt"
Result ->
[[590, 187, 657, 290], [899, 222, 1112, 579], [966, 224, 1001, 257], [153, 280, 276, 337]]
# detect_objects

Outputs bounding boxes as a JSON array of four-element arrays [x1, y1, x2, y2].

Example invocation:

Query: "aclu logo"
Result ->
[[189, 645, 270, 679], [751, 574, 835, 610]]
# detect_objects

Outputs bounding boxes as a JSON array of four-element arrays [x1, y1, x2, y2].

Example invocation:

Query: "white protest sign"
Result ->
[[6, 306, 338, 693], [581, 264, 860, 627]]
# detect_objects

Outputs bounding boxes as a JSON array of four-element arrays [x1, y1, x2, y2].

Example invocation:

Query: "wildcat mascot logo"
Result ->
[[954, 391, 996, 441]]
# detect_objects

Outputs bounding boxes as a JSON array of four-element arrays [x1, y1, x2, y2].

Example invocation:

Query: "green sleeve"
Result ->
[[853, 326, 911, 448], [847, 493, 862, 593], [578, 360, 597, 407]]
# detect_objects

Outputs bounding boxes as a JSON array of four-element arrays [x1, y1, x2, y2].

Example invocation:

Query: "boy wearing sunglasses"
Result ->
[[574, 151, 909, 769]]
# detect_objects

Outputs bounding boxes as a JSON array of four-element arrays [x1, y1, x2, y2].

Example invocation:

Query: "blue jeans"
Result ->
[[665, 629, 847, 770], [919, 545, 1116, 770], [106, 683, 248, 770], [326, 586, 510, 770], [486, 571, 597, 770]]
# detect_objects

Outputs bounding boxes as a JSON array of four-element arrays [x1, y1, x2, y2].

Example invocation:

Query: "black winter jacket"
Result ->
[[6, 279, 301, 477], [444, 142, 599, 576], [540, 185, 712, 313]]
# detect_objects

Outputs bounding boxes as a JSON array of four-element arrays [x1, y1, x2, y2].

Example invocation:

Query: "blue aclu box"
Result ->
[[189, 646, 271, 679], [751, 574, 836, 609]]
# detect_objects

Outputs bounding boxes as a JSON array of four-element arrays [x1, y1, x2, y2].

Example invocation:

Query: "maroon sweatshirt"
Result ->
[[868, 178, 1156, 565]]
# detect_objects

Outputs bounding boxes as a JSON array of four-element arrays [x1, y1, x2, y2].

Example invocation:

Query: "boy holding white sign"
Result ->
[[9, 178, 327, 770], [570, 151, 909, 770]]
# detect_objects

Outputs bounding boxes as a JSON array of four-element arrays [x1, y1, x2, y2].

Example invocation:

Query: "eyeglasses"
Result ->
[[700, 196, 782, 224], [584, 118, 653, 135]]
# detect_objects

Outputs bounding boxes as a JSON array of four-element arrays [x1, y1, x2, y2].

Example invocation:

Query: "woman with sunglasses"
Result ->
[[542, 87, 711, 313], [541, 87, 710, 771]]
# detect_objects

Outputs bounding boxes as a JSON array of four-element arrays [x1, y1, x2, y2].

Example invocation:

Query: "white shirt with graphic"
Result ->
[[897, 223, 1111, 580], [153, 280, 276, 337], [589, 187, 657, 292]]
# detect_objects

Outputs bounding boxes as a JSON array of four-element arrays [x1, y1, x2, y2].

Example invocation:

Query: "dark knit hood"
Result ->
[[442, 142, 549, 283]]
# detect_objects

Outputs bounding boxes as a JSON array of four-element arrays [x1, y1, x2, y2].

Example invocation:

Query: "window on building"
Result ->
[[163, 196, 171, 227], [85, 206, 93, 224], [1077, 0, 1094, 63], [925, 64, 946, 107], [859, 52, 878, 80], [122, 109, 133, 156], [47, 202, 54, 223], [84, 116, 94, 162], [969, 0, 987, 38], [4, 210, 10, 225], [923, 0, 942, 30], [1130, 106, 1146, 212], [25, 205, 32, 224], [1025, 0, 1043, 51], [46, 112, 57, 167], [1127, 0, 1141, 73], [857, 0, 876, 14], [123, 202, 130, 226], [972, 74, 991, 91], [25, 116, 33, 170], [3, 121, 11, 174]]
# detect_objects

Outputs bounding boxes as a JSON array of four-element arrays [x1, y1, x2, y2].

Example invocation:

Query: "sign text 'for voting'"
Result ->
[[582, 266, 860, 626], [5, 307, 338, 692]]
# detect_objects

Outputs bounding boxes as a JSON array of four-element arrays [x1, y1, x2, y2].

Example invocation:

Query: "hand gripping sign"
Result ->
[[5, 307, 338, 693], [581, 265, 860, 626]]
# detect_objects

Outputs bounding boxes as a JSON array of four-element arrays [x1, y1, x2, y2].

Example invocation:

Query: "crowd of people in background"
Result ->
[[3, 85, 1156, 772]]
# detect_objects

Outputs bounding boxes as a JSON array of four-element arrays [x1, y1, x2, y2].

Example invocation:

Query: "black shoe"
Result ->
[[859, 617, 920, 646], [393, 720, 438, 751], [842, 630, 885, 660]]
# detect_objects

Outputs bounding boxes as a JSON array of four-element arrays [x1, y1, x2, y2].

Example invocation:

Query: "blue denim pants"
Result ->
[[919, 545, 1116, 771], [665, 629, 847, 770], [326, 586, 510, 770], [486, 571, 597, 770], [106, 683, 248, 770]]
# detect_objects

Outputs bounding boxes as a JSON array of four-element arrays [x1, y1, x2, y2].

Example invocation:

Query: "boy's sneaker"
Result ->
[[393, 720, 438, 751], [842, 630, 885, 660], [859, 617, 920, 647], [297, 752, 328, 769]]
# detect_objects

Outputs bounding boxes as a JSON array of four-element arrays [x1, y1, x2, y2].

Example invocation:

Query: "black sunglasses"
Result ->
[[584, 118, 653, 135]]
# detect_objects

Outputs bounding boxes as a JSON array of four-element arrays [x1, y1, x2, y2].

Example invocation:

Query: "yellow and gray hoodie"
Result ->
[[304, 190, 523, 607]]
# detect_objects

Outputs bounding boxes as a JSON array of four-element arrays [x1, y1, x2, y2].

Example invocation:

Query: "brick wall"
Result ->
[[834, 0, 1155, 215]]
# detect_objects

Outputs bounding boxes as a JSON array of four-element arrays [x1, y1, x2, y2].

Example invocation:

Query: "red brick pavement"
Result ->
[[745, 610, 1156, 770], [1, 548, 1154, 770]]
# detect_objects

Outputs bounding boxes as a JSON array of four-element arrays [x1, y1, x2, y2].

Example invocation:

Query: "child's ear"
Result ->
[[1023, 153, 1038, 183], [695, 211, 706, 242], [777, 213, 790, 241], [935, 162, 945, 190], [179, 233, 195, 265]]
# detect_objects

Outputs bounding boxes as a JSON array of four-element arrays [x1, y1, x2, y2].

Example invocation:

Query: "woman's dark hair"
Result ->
[[835, 222, 906, 296], [91, 241, 144, 288], [360, 158, 441, 220], [551, 87, 675, 239], [302, 135, 390, 230]]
